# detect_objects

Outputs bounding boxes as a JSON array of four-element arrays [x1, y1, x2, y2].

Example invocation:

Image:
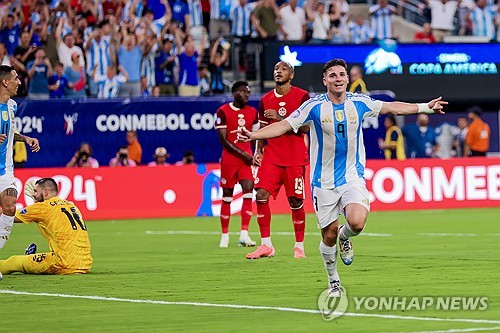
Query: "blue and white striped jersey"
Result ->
[[369, 4, 395, 40], [286, 93, 383, 189], [0, 99, 17, 176], [189, 0, 204, 27], [85, 36, 111, 76], [231, 4, 252, 36], [470, 6, 496, 40]]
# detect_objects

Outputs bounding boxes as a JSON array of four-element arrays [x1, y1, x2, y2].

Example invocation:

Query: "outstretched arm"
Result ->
[[233, 120, 293, 143], [380, 96, 447, 115]]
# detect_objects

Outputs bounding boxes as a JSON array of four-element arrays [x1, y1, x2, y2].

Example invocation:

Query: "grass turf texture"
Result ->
[[0, 208, 499, 332]]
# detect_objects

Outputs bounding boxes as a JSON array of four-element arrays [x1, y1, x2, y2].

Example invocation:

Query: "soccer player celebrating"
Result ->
[[234, 59, 446, 296], [246, 61, 310, 259], [0, 65, 40, 251], [0, 178, 92, 275], [215, 81, 258, 248]]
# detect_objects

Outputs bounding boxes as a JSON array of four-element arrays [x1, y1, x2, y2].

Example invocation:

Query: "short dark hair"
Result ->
[[184, 150, 194, 158], [120, 145, 128, 150], [231, 81, 249, 93], [322, 59, 347, 75], [467, 106, 483, 117], [385, 114, 396, 126], [35, 178, 59, 193], [0, 65, 14, 81]]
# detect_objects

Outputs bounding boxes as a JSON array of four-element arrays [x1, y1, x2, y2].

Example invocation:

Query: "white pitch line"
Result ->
[[1, 290, 499, 326], [418, 233, 478, 237], [145, 230, 392, 237], [391, 326, 500, 333]]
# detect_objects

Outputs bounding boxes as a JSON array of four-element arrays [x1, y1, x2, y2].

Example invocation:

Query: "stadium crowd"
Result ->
[[3, 0, 500, 99]]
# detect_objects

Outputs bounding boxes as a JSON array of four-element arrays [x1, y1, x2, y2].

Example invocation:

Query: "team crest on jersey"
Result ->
[[237, 114, 246, 127], [335, 110, 344, 122], [1, 111, 8, 121], [278, 107, 287, 117]]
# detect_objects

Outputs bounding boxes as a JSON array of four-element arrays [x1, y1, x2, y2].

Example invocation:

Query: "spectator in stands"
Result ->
[[348, 65, 366, 93], [117, 33, 144, 97], [0, 42, 26, 95], [66, 142, 99, 168], [126, 130, 142, 165], [469, 0, 496, 41], [278, 0, 307, 41], [402, 114, 438, 158], [369, 0, 396, 42], [188, 0, 205, 49], [252, 0, 281, 41], [209, 0, 233, 39], [414, 23, 436, 43], [140, 77, 151, 97], [84, 21, 112, 97], [379, 114, 405, 160], [94, 64, 129, 98], [199, 64, 211, 95], [27, 48, 53, 100], [152, 86, 161, 96], [176, 150, 195, 165], [454, 116, 468, 157], [155, 35, 176, 95], [172, 0, 191, 33], [201, 0, 211, 32], [209, 37, 229, 94], [426, 0, 458, 42], [348, 15, 371, 44], [464, 106, 490, 156], [140, 35, 159, 95], [14, 31, 36, 66], [176, 34, 206, 96], [1, 13, 23, 55], [306, 0, 330, 44], [231, 0, 253, 70], [148, 147, 171, 166], [48, 62, 72, 98], [109, 146, 137, 167], [56, 17, 85, 69], [64, 52, 87, 97]]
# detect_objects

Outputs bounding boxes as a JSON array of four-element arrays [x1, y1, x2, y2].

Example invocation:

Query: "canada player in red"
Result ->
[[246, 62, 310, 259], [215, 81, 259, 248]]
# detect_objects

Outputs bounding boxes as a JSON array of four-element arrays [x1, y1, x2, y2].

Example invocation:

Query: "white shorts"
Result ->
[[0, 175, 17, 194], [312, 178, 370, 229]]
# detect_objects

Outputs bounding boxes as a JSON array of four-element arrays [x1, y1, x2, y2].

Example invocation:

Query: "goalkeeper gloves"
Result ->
[[24, 180, 36, 200]]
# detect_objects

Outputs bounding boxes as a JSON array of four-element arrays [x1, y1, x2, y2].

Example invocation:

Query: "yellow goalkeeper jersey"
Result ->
[[15, 197, 93, 271]]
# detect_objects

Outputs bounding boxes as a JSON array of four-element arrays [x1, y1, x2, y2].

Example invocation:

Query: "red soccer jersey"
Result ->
[[215, 102, 258, 165], [259, 86, 310, 166]]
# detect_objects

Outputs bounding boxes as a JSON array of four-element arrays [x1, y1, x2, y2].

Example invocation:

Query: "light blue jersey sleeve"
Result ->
[[348, 93, 383, 119]]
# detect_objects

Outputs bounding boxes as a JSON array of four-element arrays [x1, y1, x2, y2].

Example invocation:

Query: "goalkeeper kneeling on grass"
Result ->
[[0, 178, 92, 276]]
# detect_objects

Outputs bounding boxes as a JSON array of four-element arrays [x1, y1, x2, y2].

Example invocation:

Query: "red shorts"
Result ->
[[255, 158, 306, 199], [220, 163, 254, 189]]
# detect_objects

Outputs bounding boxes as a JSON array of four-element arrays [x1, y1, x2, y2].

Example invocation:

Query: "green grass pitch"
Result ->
[[0, 208, 499, 332]]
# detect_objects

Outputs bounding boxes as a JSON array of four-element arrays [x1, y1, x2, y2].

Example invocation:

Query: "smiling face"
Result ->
[[273, 61, 294, 86], [3, 70, 21, 96], [323, 65, 349, 96]]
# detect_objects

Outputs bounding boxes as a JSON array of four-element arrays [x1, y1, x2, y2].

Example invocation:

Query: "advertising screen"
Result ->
[[278, 42, 500, 101]]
